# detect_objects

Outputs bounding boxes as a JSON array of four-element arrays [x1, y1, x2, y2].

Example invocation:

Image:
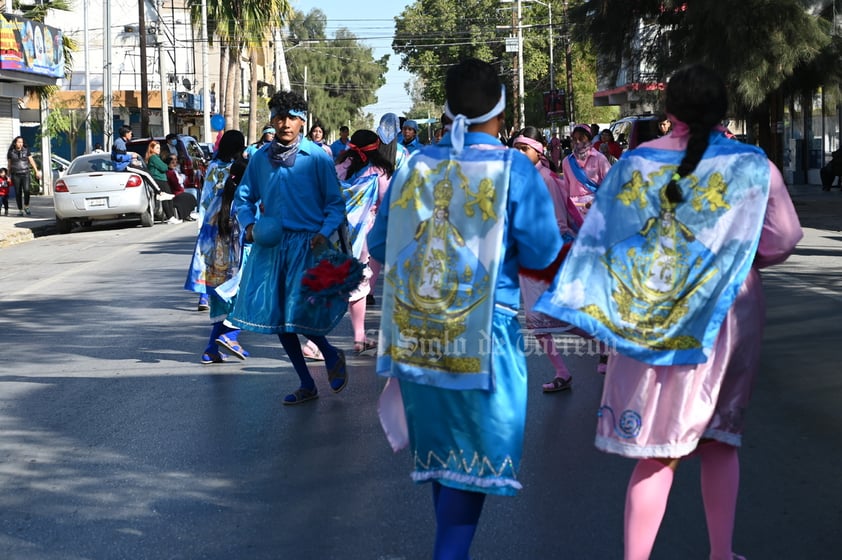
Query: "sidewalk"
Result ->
[[0, 185, 840, 249], [0, 195, 57, 248]]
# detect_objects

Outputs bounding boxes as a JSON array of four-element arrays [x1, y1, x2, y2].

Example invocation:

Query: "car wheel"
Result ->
[[55, 217, 73, 234], [140, 201, 155, 227]]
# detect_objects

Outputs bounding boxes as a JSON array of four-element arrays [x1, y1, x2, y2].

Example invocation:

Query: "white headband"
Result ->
[[443, 85, 506, 153]]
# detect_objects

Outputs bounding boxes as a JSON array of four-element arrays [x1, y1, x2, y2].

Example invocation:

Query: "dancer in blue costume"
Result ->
[[228, 90, 349, 405], [184, 130, 248, 363], [368, 59, 563, 560]]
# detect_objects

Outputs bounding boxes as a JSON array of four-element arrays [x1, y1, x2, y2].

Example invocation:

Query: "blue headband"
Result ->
[[270, 107, 307, 121]]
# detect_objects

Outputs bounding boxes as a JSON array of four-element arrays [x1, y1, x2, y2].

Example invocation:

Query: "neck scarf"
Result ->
[[444, 85, 506, 153], [573, 139, 591, 161], [267, 135, 301, 167]]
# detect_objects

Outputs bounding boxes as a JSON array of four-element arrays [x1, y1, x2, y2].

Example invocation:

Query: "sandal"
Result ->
[[201, 351, 229, 364], [597, 354, 609, 375], [353, 339, 378, 356], [542, 376, 573, 393], [216, 333, 248, 361], [282, 386, 319, 406], [301, 341, 324, 362], [327, 349, 348, 393]]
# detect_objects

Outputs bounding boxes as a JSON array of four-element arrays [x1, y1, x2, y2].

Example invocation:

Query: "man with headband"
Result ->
[[229, 90, 349, 405], [368, 58, 563, 558]]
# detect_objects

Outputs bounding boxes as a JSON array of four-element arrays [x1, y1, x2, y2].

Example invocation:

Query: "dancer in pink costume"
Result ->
[[335, 129, 395, 355], [512, 126, 578, 393], [538, 65, 802, 559]]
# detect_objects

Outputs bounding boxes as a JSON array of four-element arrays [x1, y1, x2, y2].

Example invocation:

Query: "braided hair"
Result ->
[[663, 64, 728, 204], [217, 157, 247, 239]]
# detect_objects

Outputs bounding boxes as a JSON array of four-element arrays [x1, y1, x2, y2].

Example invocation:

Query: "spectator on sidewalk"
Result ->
[[8, 136, 41, 216], [0, 167, 10, 217], [145, 140, 180, 224], [111, 126, 141, 173], [165, 155, 198, 222], [820, 147, 842, 191]]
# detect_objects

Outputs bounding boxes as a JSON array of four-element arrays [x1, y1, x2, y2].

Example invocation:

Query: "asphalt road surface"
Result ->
[[0, 220, 839, 559]]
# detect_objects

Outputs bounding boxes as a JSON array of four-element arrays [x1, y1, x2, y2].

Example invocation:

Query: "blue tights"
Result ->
[[432, 482, 486, 560], [204, 322, 238, 355], [277, 333, 339, 390]]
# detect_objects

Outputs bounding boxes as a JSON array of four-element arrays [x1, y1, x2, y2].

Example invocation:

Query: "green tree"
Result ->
[[285, 9, 389, 135], [191, 0, 292, 139], [574, 0, 842, 159], [392, 0, 613, 129]]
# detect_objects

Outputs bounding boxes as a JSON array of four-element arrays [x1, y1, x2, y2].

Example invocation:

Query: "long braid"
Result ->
[[664, 64, 728, 204], [217, 157, 247, 239]]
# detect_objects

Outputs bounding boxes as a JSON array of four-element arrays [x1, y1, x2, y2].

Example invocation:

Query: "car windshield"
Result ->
[[67, 153, 147, 175]]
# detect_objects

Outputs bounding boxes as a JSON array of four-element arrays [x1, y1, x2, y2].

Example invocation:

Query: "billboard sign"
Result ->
[[0, 13, 65, 78]]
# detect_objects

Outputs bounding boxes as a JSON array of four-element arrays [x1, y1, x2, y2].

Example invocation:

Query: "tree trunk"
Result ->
[[248, 48, 259, 144], [219, 47, 229, 120], [224, 46, 239, 132], [233, 56, 242, 132]]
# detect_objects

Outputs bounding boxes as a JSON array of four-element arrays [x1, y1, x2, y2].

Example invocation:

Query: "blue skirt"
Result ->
[[229, 231, 346, 335], [399, 307, 527, 496]]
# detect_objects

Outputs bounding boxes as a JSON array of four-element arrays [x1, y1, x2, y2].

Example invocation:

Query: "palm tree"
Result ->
[[190, 0, 291, 139]]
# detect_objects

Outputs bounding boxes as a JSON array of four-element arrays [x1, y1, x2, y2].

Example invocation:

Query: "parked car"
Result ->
[[198, 142, 215, 160], [608, 114, 661, 151], [53, 153, 163, 234], [29, 153, 72, 194], [126, 134, 207, 188]]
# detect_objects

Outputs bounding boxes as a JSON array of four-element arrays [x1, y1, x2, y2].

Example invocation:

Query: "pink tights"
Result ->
[[624, 442, 740, 560], [535, 333, 570, 379], [698, 442, 740, 560], [349, 297, 367, 343]]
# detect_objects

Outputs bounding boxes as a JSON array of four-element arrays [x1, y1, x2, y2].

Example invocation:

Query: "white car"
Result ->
[[53, 153, 162, 234]]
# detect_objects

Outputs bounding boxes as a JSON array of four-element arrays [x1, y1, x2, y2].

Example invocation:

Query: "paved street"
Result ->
[[0, 188, 840, 559]]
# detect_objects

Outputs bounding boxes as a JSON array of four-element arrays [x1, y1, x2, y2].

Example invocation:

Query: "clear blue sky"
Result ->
[[292, 0, 414, 120]]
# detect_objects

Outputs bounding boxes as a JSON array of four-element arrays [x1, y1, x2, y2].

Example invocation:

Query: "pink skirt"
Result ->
[[595, 269, 765, 458], [520, 275, 573, 333]]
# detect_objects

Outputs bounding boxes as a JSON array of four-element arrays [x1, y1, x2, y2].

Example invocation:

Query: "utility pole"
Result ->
[[516, 0, 525, 131], [103, 0, 113, 149], [563, 0, 575, 124], [201, 0, 211, 142], [83, 0, 92, 152], [156, 0, 170, 137], [138, 0, 149, 136]]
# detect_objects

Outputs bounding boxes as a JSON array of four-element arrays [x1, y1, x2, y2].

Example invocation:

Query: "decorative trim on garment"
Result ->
[[594, 435, 699, 459], [701, 428, 742, 447], [597, 405, 642, 438], [411, 448, 521, 490]]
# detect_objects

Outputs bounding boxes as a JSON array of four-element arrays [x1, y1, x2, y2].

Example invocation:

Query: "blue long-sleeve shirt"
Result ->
[[236, 137, 345, 239], [111, 137, 133, 171]]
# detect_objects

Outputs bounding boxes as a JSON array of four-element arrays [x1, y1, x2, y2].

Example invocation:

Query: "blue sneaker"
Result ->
[[197, 294, 210, 311]]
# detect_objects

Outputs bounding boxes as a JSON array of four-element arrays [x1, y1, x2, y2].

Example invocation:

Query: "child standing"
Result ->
[[0, 168, 9, 216]]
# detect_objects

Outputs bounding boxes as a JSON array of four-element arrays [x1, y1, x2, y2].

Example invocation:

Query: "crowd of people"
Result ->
[[167, 59, 802, 560]]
